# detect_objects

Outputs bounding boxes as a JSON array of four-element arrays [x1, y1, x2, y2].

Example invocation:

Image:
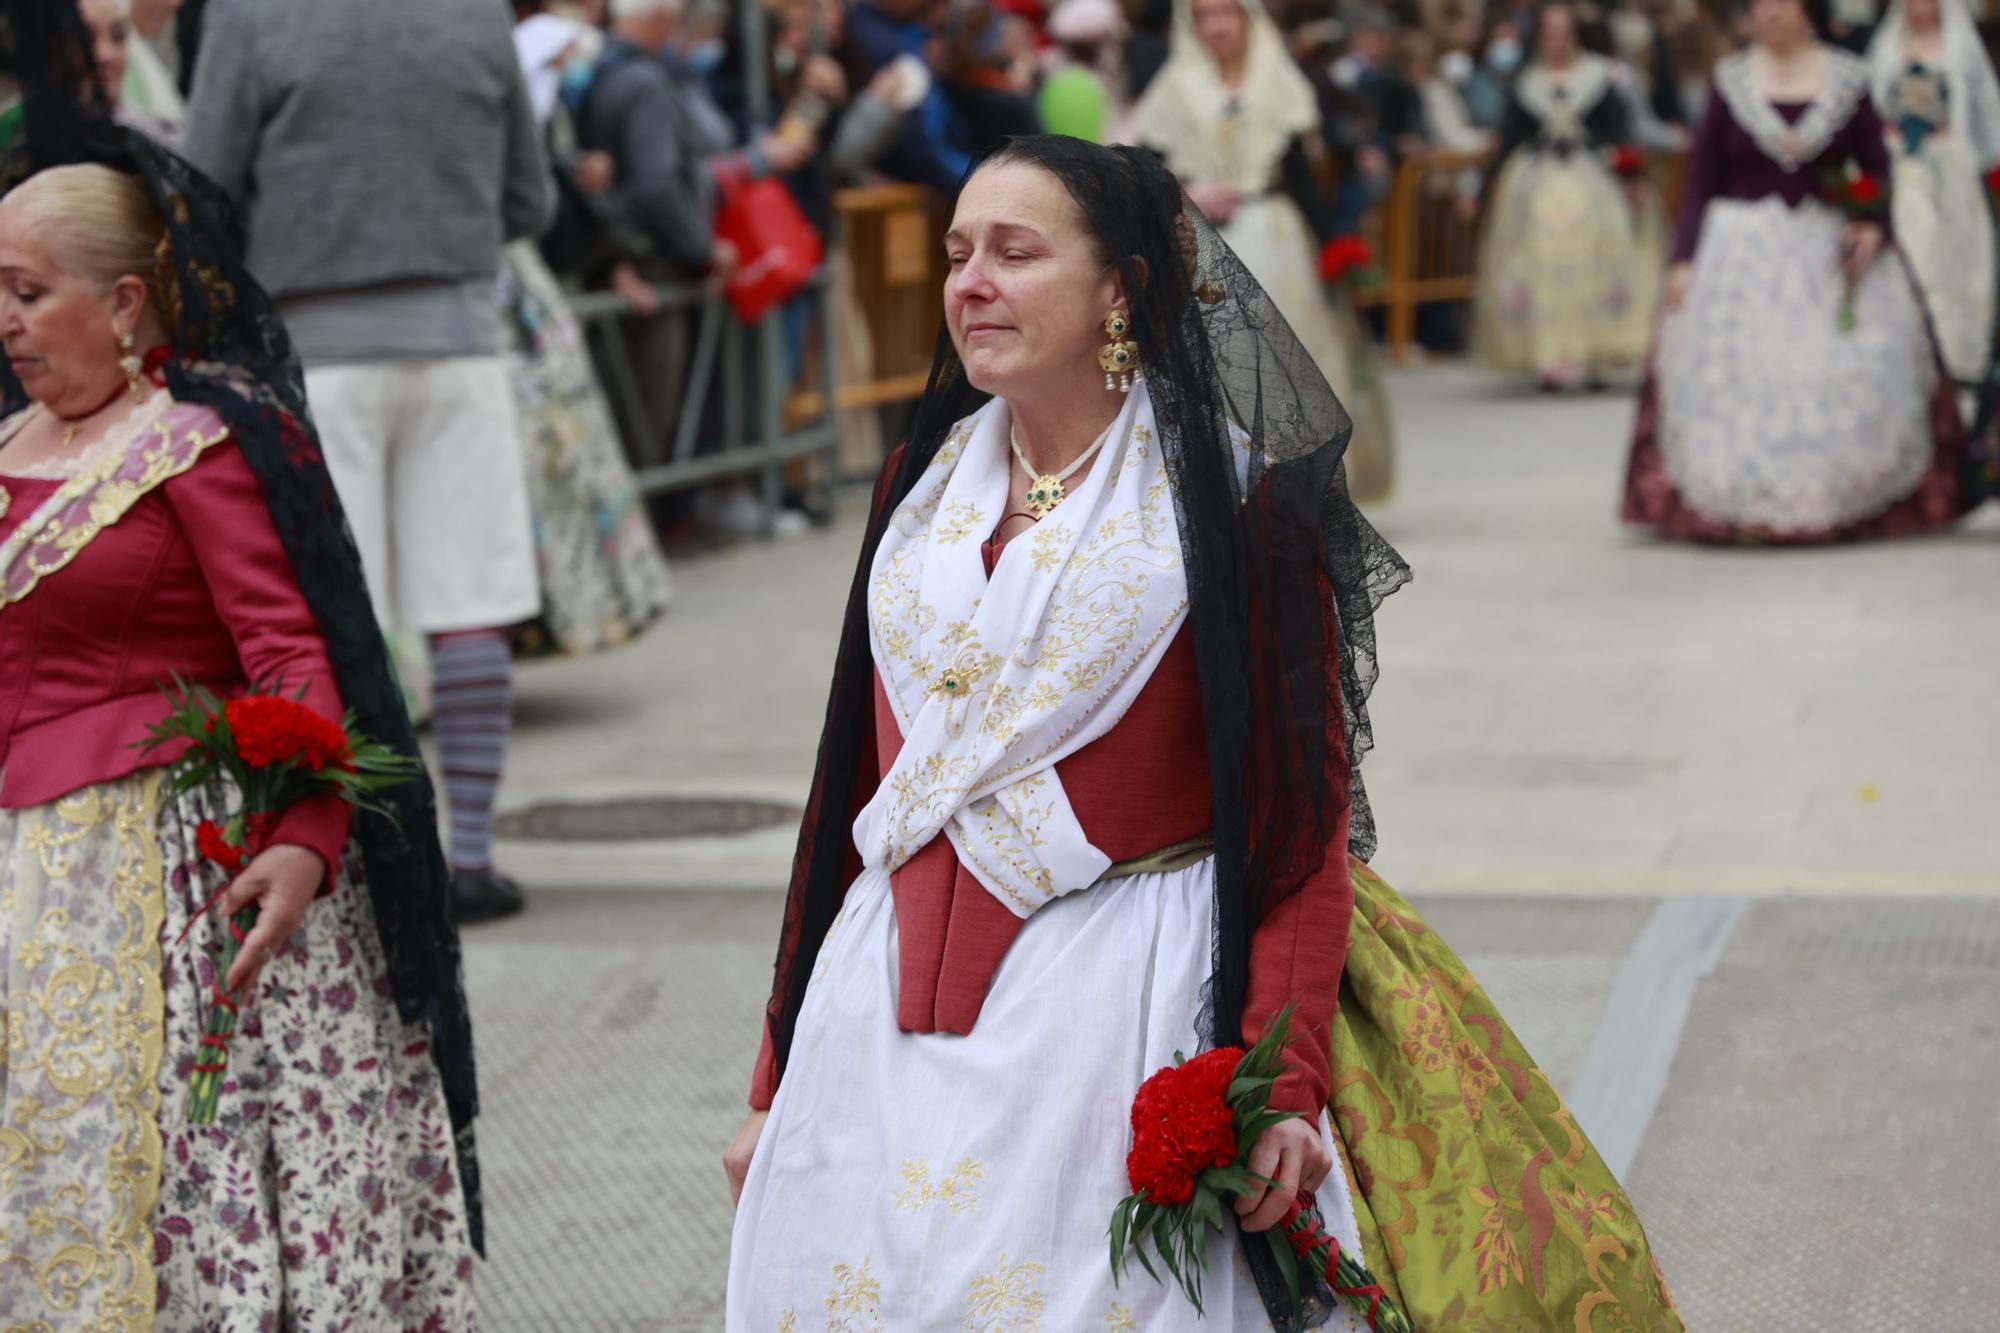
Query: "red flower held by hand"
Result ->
[[196, 819, 247, 873], [1608, 145, 1645, 178], [224, 695, 354, 771], [1850, 173, 1883, 204], [1125, 1046, 1243, 1206]]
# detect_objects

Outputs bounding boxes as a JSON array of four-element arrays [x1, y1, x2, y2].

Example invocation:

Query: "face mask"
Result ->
[[1486, 38, 1522, 72], [1439, 48, 1474, 82], [686, 39, 725, 75]]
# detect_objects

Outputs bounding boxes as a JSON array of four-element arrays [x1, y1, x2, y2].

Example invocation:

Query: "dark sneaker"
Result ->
[[452, 870, 526, 924]]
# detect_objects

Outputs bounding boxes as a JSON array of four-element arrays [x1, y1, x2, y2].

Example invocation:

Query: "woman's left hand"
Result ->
[[1234, 1116, 1333, 1232], [1843, 222, 1885, 281], [220, 844, 326, 996]]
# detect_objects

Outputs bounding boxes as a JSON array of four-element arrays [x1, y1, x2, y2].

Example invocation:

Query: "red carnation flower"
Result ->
[[1987, 166, 2000, 195], [224, 696, 354, 771], [196, 819, 248, 873], [1318, 234, 1376, 284], [1125, 1046, 1245, 1206], [1608, 145, 1646, 178], [1850, 173, 1883, 204]]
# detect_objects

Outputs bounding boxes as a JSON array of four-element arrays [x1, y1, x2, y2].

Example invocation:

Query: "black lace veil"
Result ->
[[2, 1, 483, 1251], [765, 136, 1408, 1325]]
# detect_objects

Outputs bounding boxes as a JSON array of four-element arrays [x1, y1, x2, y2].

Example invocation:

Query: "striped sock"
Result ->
[[429, 629, 514, 876]]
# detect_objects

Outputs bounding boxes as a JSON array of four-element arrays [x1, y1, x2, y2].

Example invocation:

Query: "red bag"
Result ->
[[713, 161, 823, 325]]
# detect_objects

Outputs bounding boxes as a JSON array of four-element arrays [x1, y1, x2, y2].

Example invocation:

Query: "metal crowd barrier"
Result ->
[[567, 270, 840, 525]]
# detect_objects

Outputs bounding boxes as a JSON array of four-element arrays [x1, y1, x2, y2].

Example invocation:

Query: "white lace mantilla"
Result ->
[[857, 385, 1188, 917], [1713, 47, 1873, 173]]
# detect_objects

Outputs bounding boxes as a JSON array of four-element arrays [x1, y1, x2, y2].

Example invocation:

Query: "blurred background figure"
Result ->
[[1039, 0, 1129, 140], [1132, 0, 1396, 501], [1475, 1, 1653, 390], [184, 0, 554, 922], [77, 0, 183, 143], [846, 0, 980, 189], [1868, 0, 2000, 401], [1403, 28, 1497, 153], [1624, 0, 1975, 543], [575, 0, 813, 536], [505, 0, 676, 660], [929, 0, 1043, 148], [1462, 9, 1529, 127]]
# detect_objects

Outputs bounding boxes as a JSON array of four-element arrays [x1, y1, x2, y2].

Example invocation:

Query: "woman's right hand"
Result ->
[[1664, 262, 1693, 312], [725, 1110, 770, 1205]]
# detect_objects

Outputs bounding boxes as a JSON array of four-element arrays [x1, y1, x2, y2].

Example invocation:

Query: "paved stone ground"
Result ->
[[462, 365, 2000, 1330]]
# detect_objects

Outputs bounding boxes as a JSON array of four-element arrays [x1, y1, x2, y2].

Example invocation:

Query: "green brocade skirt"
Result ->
[[1331, 862, 1685, 1332]]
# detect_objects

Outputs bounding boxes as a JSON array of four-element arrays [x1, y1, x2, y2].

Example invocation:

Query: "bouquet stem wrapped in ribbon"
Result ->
[[1108, 1007, 1418, 1331], [143, 677, 418, 1124]]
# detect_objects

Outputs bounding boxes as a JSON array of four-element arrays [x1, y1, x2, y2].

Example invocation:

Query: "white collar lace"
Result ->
[[1714, 47, 1872, 173]]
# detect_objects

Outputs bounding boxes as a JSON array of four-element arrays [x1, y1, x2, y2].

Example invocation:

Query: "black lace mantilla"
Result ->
[[2, 5, 484, 1250]]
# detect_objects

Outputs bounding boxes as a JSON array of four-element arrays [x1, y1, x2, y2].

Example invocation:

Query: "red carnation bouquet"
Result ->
[[143, 677, 419, 1123], [1605, 144, 1647, 180], [1109, 1008, 1417, 1330], [1822, 164, 1888, 333], [1318, 234, 1386, 291]]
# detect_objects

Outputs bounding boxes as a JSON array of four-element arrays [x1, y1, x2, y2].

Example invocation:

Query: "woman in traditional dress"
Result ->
[[1475, 3, 1654, 389], [0, 108, 479, 1332], [505, 4, 671, 658], [1623, 0, 1976, 542], [1129, 0, 1395, 504], [723, 135, 1682, 1332], [1868, 0, 2000, 396]]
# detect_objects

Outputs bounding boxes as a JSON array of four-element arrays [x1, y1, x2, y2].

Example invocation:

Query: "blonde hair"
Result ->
[[2, 164, 173, 322]]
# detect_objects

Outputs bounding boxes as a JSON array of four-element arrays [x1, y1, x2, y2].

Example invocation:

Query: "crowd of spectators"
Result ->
[[58, 0, 1996, 537]]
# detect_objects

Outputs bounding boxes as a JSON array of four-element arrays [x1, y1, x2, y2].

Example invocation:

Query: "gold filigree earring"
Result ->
[[118, 331, 144, 395], [1098, 309, 1139, 393]]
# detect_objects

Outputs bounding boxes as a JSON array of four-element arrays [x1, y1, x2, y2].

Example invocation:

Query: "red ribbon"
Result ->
[[1280, 1192, 1410, 1332], [188, 898, 255, 1075], [179, 815, 278, 1081]]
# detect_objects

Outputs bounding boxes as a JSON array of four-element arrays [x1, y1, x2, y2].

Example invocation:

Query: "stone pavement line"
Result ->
[[1567, 896, 1747, 1178]]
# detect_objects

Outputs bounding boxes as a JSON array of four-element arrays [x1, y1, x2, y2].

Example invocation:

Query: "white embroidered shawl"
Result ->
[[856, 384, 1189, 917]]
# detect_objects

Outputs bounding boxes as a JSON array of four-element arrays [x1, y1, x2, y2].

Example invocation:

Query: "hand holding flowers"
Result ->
[[143, 676, 419, 1123], [1108, 1008, 1418, 1330]]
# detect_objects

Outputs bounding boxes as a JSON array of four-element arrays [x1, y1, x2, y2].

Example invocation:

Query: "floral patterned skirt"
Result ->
[[1332, 862, 1683, 1331], [0, 771, 478, 1331], [502, 241, 672, 659], [1475, 149, 1655, 380]]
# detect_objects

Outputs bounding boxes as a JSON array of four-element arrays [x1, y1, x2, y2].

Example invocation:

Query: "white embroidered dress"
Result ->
[[1868, 0, 2000, 388], [726, 391, 1366, 1332]]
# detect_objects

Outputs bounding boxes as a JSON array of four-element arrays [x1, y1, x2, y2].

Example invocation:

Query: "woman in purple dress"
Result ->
[[1622, 0, 1975, 542]]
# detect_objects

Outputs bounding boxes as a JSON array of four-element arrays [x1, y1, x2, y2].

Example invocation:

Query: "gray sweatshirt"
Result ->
[[184, 0, 555, 362]]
